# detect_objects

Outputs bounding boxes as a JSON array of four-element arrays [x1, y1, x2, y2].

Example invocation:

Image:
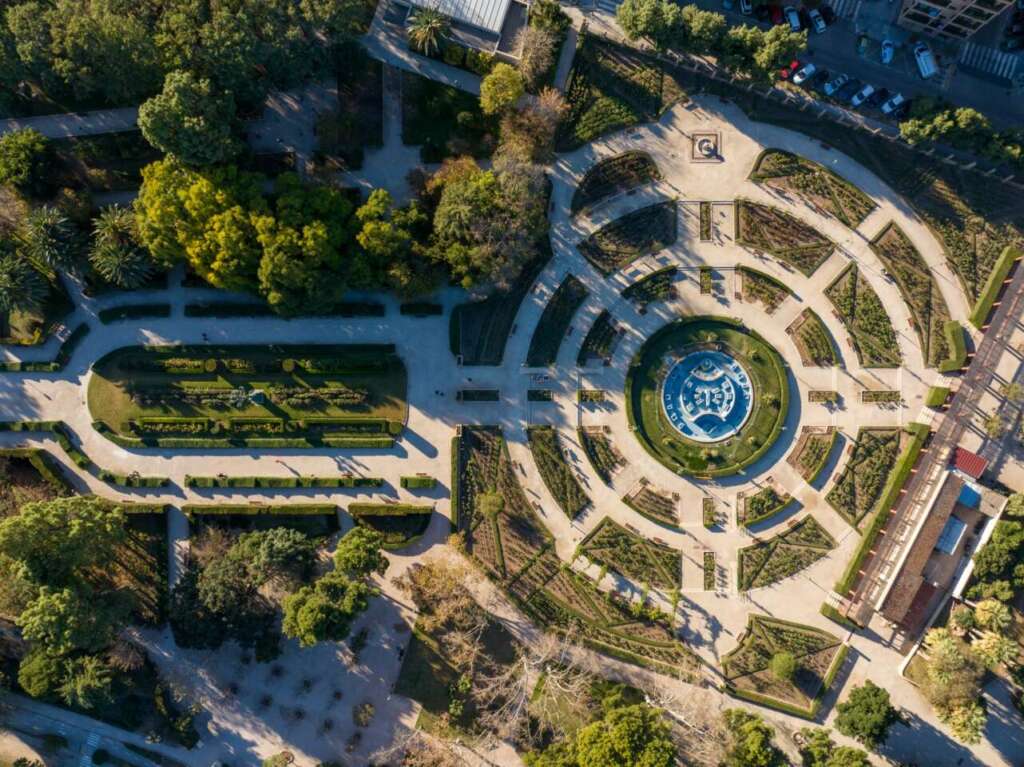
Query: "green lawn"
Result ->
[[87, 344, 407, 445], [625, 317, 789, 477]]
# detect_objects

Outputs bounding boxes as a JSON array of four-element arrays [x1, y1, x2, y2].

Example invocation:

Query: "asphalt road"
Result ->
[[688, 0, 1024, 130]]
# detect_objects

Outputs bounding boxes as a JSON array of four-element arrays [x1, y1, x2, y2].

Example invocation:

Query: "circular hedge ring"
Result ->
[[625, 317, 790, 478]]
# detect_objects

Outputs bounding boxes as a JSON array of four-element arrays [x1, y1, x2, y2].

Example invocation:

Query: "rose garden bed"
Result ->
[[737, 515, 836, 590], [825, 264, 901, 368], [735, 200, 834, 276], [577, 201, 678, 276]]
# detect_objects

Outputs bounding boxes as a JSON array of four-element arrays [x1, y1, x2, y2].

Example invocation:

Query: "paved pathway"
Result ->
[[0, 107, 138, 139]]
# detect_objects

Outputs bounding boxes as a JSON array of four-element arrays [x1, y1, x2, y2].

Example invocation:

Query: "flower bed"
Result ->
[[740, 266, 792, 314], [527, 426, 590, 518], [738, 516, 836, 590], [623, 484, 678, 528], [526, 275, 589, 367], [578, 201, 678, 276], [578, 426, 625, 483], [621, 266, 676, 308], [788, 308, 837, 366], [788, 428, 838, 484], [826, 428, 900, 527], [749, 149, 876, 229], [579, 517, 682, 591], [703, 498, 716, 529], [739, 487, 792, 528], [704, 551, 716, 590], [825, 263, 901, 368], [735, 200, 834, 276], [571, 151, 661, 215], [577, 310, 623, 365]]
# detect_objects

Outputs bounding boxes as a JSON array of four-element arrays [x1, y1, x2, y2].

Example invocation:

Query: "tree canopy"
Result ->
[[281, 570, 372, 647], [834, 680, 898, 749]]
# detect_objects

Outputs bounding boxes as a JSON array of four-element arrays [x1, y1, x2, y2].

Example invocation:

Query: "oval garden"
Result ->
[[625, 317, 789, 478]]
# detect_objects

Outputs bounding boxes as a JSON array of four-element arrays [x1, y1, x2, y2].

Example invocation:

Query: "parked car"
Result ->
[[881, 39, 895, 64], [836, 78, 861, 99], [868, 87, 890, 106], [913, 42, 939, 79], [1001, 36, 1024, 51], [793, 62, 818, 84], [880, 92, 906, 115], [740, 0, 753, 14], [784, 6, 801, 30], [823, 73, 850, 95], [850, 83, 875, 106], [808, 8, 827, 32], [779, 59, 801, 79]]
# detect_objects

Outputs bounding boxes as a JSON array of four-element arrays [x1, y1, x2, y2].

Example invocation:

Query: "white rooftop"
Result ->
[[406, 0, 513, 35]]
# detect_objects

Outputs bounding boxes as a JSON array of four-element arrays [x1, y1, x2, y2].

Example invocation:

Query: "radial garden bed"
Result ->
[[87, 344, 407, 448], [579, 517, 682, 591], [825, 264, 901, 368], [735, 200, 834, 276], [787, 308, 837, 367], [739, 486, 792, 528], [826, 428, 901, 527], [579, 426, 625, 483], [787, 427, 839, 484], [722, 615, 846, 718], [623, 482, 678, 528], [738, 266, 792, 314], [625, 317, 789, 478], [869, 222, 953, 368], [527, 426, 590, 518], [749, 149, 876, 229], [577, 310, 624, 366], [572, 151, 661, 214], [738, 515, 836, 590], [578, 201, 678, 276], [621, 266, 676, 308], [526, 275, 589, 367]]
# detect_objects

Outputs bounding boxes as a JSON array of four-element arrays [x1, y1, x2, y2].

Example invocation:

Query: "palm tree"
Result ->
[[89, 206, 154, 289], [407, 8, 449, 57], [20, 205, 82, 274], [0, 248, 48, 314]]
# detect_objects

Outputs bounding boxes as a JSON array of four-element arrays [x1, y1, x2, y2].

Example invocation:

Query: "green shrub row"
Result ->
[[0, 323, 90, 372], [183, 504, 337, 516], [98, 304, 172, 324], [925, 385, 950, 408], [184, 475, 383, 488], [347, 503, 434, 517], [834, 423, 930, 595], [400, 475, 437, 489], [937, 320, 968, 373], [183, 301, 385, 318], [450, 435, 460, 531], [94, 422, 395, 450], [0, 421, 169, 487], [969, 245, 1020, 329], [803, 431, 839, 485], [458, 389, 500, 402]]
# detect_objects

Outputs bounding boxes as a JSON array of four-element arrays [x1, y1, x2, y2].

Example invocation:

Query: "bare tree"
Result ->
[[107, 631, 146, 672], [646, 684, 728, 766], [499, 88, 568, 163], [371, 727, 469, 767], [515, 26, 558, 89], [471, 630, 594, 748]]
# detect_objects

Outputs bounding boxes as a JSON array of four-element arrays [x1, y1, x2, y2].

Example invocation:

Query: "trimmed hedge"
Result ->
[[0, 421, 169, 488], [458, 389, 500, 402], [0, 447, 71, 492], [804, 430, 839, 485], [183, 504, 337, 516], [834, 422, 930, 595], [820, 603, 862, 631], [937, 320, 968, 373], [450, 435, 460, 531], [0, 323, 91, 372], [184, 301, 386, 318], [400, 475, 437, 489], [184, 475, 383, 488], [969, 245, 1020, 329], [98, 304, 172, 324], [925, 385, 950, 408], [347, 503, 433, 516], [183, 503, 339, 535]]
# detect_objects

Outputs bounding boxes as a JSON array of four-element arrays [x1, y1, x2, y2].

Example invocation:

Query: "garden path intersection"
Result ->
[[1, 96, 1020, 767]]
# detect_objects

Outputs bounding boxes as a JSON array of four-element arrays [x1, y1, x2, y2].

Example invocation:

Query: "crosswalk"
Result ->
[[959, 41, 1020, 81], [829, 0, 859, 19]]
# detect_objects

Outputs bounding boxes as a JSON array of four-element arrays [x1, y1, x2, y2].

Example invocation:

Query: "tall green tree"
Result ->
[[527, 703, 675, 767], [797, 728, 872, 767], [281, 570, 372, 647], [0, 248, 48, 314], [480, 63, 525, 115], [90, 206, 155, 289], [139, 70, 240, 166], [835, 680, 898, 749], [0, 127, 49, 196], [353, 189, 434, 296], [724, 709, 784, 767], [615, 0, 683, 50], [57, 654, 113, 710], [19, 206, 82, 273], [406, 8, 449, 56], [333, 527, 388, 578], [17, 586, 123, 656], [681, 6, 726, 54]]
